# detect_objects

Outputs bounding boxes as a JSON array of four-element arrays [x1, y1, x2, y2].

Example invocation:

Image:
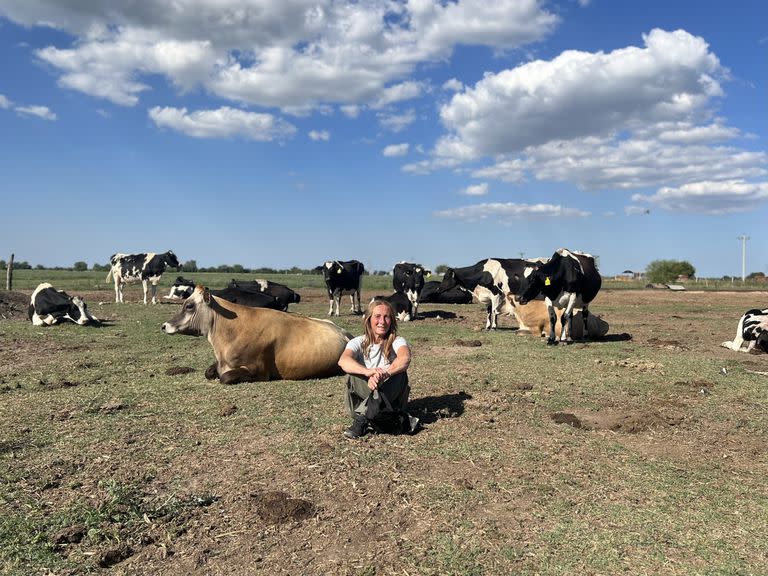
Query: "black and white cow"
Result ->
[[106, 251, 180, 305], [721, 308, 768, 353], [227, 279, 301, 311], [209, 285, 283, 310], [372, 292, 414, 322], [393, 262, 431, 319], [316, 260, 365, 316], [164, 276, 196, 300], [28, 283, 98, 326], [517, 248, 602, 345], [438, 258, 536, 330], [419, 280, 474, 304]]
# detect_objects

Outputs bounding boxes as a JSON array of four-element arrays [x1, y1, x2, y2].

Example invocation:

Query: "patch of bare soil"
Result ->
[[551, 409, 684, 433], [250, 491, 316, 524], [0, 290, 29, 321], [166, 366, 195, 375]]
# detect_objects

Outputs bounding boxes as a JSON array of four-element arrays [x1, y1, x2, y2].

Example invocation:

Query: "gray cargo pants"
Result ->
[[344, 373, 410, 418]]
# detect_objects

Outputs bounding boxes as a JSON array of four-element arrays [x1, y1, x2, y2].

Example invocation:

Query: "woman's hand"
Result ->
[[367, 368, 390, 390]]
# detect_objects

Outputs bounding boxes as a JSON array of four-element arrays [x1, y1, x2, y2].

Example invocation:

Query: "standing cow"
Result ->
[[106, 251, 180, 304], [393, 262, 430, 319], [161, 286, 351, 383], [517, 248, 601, 344], [28, 283, 99, 326], [317, 260, 365, 316]]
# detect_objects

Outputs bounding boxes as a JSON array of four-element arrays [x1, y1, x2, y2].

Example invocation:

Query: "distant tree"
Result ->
[[747, 271, 766, 280], [73, 261, 88, 271], [231, 264, 246, 274], [92, 263, 109, 272], [35, 264, 45, 270], [646, 260, 696, 283], [434, 264, 449, 275], [181, 260, 198, 273], [15, 261, 32, 270], [0, 260, 5, 269]]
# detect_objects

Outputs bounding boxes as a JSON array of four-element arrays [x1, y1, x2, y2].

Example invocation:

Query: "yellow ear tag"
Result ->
[[544, 277, 551, 286]]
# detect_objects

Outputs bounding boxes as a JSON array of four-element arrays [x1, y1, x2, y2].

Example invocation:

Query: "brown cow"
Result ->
[[161, 286, 352, 384], [508, 295, 608, 339]]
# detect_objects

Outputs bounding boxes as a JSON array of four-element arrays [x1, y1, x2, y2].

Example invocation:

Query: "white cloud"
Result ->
[[378, 109, 416, 133], [631, 180, 768, 215], [3, 0, 557, 110], [370, 81, 424, 109], [0, 94, 11, 108], [340, 105, 360, 118], [309, 130, 330, 141], [436, 29, 725, 160], [15, 105, 56, 121], [462, 183, 489, 196], [435, 202, 589, 223], [148, 106, 296, 141], [442, 78, 464, 92], [624, 206, 650, 216], [383, 143, 409, 157]]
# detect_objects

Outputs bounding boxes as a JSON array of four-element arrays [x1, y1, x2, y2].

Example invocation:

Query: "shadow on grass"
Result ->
[[408, 391, 472, 424]]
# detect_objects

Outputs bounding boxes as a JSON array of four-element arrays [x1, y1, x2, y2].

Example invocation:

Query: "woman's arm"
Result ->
[[383, 344, 411, 378], [337, 348, 374, 378]]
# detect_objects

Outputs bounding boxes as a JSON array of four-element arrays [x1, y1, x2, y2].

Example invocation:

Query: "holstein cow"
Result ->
[[164, 276, 196, 300], [28, 283, 98, 326], [106, 251, 180, 304], [438, 258, 537, 330], [227, 279, 301, 311], [506, 295, 608, 339], [209, 285, 282, 310], [317, 260, 365, 316], [721, 308, 768, 353], [419, 281, 473, 304], [392, 262, 431, 319], [372, 292, 414, 322], [517, 248, 602, 345], [161, 286, 351, 384]]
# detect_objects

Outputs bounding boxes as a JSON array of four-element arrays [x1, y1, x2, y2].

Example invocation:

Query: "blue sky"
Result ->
[[1, 0, 766, 277]]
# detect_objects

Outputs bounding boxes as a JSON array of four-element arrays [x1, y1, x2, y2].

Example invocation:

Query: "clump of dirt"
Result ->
[[251, 491, 316, 524], [51, 524, 86, 545], [648, 337, 688, 351], [0, 290, 29, 321], [610, 358, 663, 371], [99, 400, 126, 414], [453, 339, 482, 347], [551, 409, 682, 433], [219, 403, 238, 417], [166, 366, 195, 376]]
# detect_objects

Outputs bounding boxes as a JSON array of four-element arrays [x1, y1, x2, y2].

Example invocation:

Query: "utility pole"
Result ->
[[738, 234, 750, 281]]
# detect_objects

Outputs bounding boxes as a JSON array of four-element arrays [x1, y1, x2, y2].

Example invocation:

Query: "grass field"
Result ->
[[1, 271, 767, 575]]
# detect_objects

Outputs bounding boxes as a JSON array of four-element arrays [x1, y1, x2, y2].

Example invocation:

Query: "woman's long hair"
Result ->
[[362, 298, 398, 361]]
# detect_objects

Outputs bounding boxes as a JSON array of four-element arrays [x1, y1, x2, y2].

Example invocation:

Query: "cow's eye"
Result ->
[[184, 302, 194, 311]]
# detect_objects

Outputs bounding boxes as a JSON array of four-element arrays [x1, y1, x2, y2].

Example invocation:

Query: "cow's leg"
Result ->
[[722, 315, 747, 351], [327, 291, 334, 316], [333, 291, 341, 316], [484, 303, 493, 330], [581, 306, 591, 340], [149, 281, 158, 305], [141, 279, 149, 305], [219, 368, 258, 385], [560, 293, 577, 343], [546, 298, 557, 345], [204, 363, 219, 380]]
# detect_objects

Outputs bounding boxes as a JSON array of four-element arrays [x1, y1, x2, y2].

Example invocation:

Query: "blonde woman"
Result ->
[[337, 298, 418, 439]]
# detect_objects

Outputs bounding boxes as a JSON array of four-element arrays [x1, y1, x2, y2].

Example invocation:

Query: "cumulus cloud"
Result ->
[[15, 105, 56, 121], [0, 94, 11, 108], [383, 143, 409, 157], [4, 0, 558, 109], [309, 130, 330, 141], [148, 106, 296, 141], [435, 202, 589, 223], [462, 183, 489, 196], [378, 109, 416, 133], [436, 29, 725, 160], [631, 180, 768, 215], [442, 78, 464, 92]]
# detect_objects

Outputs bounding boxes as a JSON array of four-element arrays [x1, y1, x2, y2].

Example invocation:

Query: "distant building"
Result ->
[[614, 269, 644, 281]]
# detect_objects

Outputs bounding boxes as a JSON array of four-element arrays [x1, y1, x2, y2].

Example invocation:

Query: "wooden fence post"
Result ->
[[6, 253, 13, 290]]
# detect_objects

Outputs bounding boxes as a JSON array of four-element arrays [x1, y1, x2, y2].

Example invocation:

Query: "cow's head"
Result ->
[[162, 285, 214, 336], [438, 268, 459, 292], [69, 296, 99, 325], [164, 251, 180, 270], [517, 266, 544, 305]]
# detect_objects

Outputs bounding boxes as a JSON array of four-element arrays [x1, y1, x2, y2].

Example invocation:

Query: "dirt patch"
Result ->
[[0, 290, 29, 321], [551, 409, 683, 433], [219, 403, 238, 417], [452, 339, 482, 347], [250, 491, 316, 524], [166, 366, 195, 376]]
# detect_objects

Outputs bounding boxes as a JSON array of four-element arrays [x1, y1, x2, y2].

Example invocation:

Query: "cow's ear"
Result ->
[[202, 287, 211, 304]]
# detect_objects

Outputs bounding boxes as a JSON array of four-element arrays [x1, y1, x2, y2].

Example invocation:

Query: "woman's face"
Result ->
[[369, 304, 392, 340]]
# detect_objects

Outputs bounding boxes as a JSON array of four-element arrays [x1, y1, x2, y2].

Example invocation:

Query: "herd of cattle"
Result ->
[[25, 249, 768, 381]]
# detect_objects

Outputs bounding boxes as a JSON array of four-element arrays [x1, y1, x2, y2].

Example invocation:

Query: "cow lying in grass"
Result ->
[[161, 286, 352, 383], [507, 295, 608, 339], [721, 308, 768, 353], [28, 283, 99, 326]]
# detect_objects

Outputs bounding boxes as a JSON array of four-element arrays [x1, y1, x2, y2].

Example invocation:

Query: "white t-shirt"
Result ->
[[345, 335, 408, 369]]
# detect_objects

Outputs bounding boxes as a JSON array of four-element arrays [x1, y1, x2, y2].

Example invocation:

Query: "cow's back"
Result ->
[[572, 253, 601, 304]]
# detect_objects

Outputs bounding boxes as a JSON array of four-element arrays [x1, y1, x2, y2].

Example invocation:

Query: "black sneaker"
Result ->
[[343, 416, 368, 439]]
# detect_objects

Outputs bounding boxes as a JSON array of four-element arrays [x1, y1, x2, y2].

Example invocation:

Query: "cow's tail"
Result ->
[[105, 268, 113, 283]]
